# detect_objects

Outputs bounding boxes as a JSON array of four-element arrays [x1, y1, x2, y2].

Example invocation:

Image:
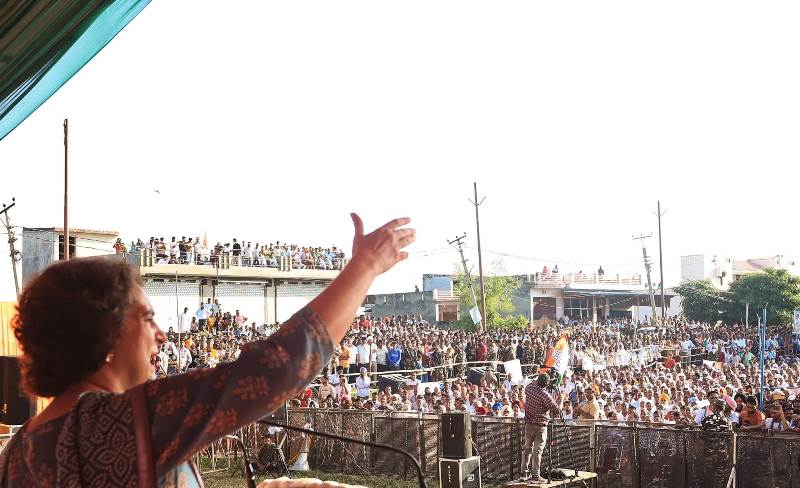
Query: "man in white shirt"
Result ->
[[368, 337, 378, 374], [318, 376, 336, 405], [178, 342, 192, 372], [356, 339, 370, 372], [375, 340, 388, 372], [348, 341, 358, 376], [178, 307, 190, 333], [355, 368, 371, 400]]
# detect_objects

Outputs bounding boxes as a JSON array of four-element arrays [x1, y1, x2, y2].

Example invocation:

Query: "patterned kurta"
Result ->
[[0, 308, 332, 487]]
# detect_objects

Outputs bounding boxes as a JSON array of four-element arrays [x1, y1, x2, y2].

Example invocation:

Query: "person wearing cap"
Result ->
[[521, 373, 563, 483], [701, 399, 732, 432], [765, 403, 790, 431]]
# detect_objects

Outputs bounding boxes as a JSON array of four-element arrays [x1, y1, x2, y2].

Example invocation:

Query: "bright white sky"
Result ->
[[1, 1, 799, 301]]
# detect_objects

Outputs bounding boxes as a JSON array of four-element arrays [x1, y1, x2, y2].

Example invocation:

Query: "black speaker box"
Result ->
[[467, 367, 485, 386], [377, 374, 404, 395], [441, 412, 472, 459], [439, 456, 481, 488], [0, 356, 31, 425]]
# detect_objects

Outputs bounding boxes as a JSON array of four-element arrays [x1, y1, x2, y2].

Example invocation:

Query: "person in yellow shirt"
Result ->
[[575, 390, 600, 420], [338, 341, 351, 370]]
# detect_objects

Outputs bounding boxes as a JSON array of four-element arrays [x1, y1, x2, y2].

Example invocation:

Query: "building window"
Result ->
[[564, 298, 595, 320], [58, 235, 76, 260]]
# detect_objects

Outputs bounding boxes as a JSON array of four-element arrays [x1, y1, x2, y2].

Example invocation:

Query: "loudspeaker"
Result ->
[[377, 374, 404, 395], [441, 412, 472, 459], [467, 367, 485, 386], [0, 356, 30, 425], [439, 456, 481, 488]]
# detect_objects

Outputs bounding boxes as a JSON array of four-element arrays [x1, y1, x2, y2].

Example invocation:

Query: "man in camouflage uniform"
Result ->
[[522, 340, 536, 376], [701, 399, 732, 432], [454, 344, 467, 379], [401, 341, 418, 372], [701, 398, 733, 485]]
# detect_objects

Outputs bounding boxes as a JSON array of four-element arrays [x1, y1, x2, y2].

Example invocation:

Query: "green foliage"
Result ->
[[727, 268, 800, 325], [674, 279, 728, 323], [452, 262, 525, 329], [494, 314, 530, 329]]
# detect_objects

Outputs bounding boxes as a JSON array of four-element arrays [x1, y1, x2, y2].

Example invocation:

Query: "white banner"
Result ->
[[469, 306, 482, 325], [503, 359, 523, 384]]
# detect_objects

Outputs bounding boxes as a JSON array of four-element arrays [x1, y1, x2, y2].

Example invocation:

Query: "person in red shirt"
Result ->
[[476, 340, 489, 365], [664, 352, 677, 369], [522, 373, 563, 482]]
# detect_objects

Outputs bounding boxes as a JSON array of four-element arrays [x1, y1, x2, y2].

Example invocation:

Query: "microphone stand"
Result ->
[[546, 376, 580, 483], [224, 435, 257, 488], [258, 419, 427, 488]]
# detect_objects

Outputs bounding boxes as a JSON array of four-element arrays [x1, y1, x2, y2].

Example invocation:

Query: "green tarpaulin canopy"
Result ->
[[0, 0, 150, 141]]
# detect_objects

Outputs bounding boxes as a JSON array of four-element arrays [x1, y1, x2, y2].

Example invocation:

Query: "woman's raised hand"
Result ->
[[350, 213, 415, 276]]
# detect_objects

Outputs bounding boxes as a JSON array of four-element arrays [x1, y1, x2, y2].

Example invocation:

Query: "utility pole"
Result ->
[[633, 234, 659, 326], [469, 183, 487, 331], [759, 307, 767, 409], [654, 201, 667, 323], [745, 302, 749, 328], [0, 199, 21, 297], [449, 234, 482, 331], [63, 119, 69, 260]]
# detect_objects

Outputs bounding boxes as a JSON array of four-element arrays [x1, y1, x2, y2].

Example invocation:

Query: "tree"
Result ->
[[452, 261, 527, 330], [727, 268, 800, 325], [674, 279, 729, 323]]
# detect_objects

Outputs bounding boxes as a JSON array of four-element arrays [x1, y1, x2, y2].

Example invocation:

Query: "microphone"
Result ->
[[258, 419, 427, 488]]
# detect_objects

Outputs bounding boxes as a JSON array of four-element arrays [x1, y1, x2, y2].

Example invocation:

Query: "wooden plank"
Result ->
[[503, 470, 597, 488]]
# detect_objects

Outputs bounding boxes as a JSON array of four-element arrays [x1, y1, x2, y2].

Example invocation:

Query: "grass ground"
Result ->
[[202, 468, 437, 488], [198, 458, 439, 488]]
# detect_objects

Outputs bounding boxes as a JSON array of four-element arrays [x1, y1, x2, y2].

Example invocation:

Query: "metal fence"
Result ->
[[196, 410, 800, 487]]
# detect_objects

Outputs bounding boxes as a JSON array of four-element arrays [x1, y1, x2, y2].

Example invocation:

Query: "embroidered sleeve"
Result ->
[[133, 307, 333, 476]]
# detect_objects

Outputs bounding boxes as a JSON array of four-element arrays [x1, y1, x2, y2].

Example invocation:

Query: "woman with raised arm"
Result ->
[[0, 213, 414, 488]]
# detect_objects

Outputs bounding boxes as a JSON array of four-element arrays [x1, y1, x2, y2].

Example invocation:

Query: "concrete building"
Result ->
[[682, 253, 799, 289], [367, 270, 675, 324], [17, 228, 341, 330], [20, 227, 119, 287]]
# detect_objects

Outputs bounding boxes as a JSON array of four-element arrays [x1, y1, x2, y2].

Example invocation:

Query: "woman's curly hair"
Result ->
[[13, 257, 142, 397]]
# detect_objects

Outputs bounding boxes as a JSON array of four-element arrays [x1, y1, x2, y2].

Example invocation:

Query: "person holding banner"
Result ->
[[522, 373, 564, 483]]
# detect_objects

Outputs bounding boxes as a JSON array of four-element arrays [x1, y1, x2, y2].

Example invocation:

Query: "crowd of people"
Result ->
[[296, 315, 800, 433], [114, 236, 346, 270], [151, 302, 800, 433]]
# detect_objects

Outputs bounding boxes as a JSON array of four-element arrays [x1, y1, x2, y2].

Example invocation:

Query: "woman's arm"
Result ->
[[135, 214, 414, 475]]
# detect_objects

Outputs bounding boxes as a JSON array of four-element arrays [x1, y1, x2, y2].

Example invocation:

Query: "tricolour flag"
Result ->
[[539, 335, 570, 378]]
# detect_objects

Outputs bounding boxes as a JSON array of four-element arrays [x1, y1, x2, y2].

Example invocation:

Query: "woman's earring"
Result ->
[[106, 353, 115, 363]]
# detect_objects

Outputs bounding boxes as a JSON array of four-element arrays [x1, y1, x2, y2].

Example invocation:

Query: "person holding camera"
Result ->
[[521, 373, 563, 483]]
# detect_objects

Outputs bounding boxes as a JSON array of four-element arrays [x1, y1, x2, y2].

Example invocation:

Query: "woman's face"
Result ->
[[110, 286, 166, 389]]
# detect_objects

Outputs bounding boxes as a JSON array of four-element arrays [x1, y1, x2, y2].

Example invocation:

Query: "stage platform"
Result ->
[[502, 470, 597, 487]]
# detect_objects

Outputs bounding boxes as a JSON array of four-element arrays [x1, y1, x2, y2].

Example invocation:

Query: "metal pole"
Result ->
[[63, 119, 69, 260], [745, 303, 749, 328], [0, 200, 20, 297], [471, 182, 487, 332], [656, 201, 667, 323], [448, 234, 480, 327], [759, 314, 766, 409], [633, 234, 658, 325], [176, 271, 181, 371]]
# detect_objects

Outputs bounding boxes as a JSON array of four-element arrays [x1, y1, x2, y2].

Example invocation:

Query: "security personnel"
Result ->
[[701, 399, 733, 432]]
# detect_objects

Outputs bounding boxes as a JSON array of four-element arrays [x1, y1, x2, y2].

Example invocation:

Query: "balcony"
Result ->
[[122, 249, 346, 282], [534, 272, 643, 289]]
